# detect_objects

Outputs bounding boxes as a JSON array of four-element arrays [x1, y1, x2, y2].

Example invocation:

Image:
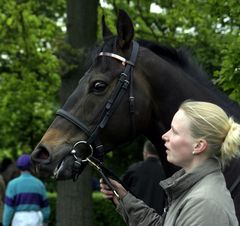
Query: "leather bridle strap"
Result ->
[[56, 109, 91, 136], [88, 41, 139, 144], [56, 41, 139, 158]]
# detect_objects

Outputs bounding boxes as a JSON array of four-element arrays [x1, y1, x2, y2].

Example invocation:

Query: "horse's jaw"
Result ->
[[34, 155, 86, 181]]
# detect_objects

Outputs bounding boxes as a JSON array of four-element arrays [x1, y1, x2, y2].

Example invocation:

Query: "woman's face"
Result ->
[[162, 109, 197, 170]]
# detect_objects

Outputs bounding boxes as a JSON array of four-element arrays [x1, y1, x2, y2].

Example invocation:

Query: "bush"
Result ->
[[48, 192, 57, 226], [47, 192, 125, 226], [93, 192, 125, 226]]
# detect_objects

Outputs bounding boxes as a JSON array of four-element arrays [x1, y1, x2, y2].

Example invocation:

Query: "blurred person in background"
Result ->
[[2, 154, 50, 226], [0, 158, 19, 226], [121, 140, 166, 214]]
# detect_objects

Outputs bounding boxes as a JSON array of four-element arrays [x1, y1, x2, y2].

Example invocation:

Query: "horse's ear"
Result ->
[[116, 9, 134, 49], [102, 15, 113, 41]]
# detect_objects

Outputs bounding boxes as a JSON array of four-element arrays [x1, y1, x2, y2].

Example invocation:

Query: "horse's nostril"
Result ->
[[31, 145, 51, 164], [38, 149, 49, 160]]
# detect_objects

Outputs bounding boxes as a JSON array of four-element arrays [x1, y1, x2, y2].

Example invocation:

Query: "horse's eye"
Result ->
[[92, 81, 107, 93]]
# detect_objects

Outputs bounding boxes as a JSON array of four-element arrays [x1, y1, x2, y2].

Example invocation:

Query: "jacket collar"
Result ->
[[160, 158, 221, 201]]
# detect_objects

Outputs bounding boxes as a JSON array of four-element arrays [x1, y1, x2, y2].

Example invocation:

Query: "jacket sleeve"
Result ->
[[116, 192, 164, 226], [2, 204, 14, 226], [176, 198, 232, 226], [2, 183, 15, 226]]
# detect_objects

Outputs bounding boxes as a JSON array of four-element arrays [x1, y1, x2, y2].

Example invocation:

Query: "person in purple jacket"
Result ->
[[2, 154, 50, 226]]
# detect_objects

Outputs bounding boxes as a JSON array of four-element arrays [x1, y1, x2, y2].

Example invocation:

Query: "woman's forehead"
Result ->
[[172, 110, 191, 132]]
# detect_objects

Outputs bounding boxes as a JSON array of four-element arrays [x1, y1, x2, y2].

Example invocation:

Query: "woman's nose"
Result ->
[[162, 131, 168, 141], [162, 129, 171, 141]]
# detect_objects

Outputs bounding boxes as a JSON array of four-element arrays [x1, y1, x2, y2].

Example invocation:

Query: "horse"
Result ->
[[31, 10, 240, 221]]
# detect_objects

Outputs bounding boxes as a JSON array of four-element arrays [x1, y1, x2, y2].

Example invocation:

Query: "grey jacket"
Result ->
[[117, 158, 238, 226]]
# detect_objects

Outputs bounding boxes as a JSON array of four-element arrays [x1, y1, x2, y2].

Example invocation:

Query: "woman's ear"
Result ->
[[193, 139, 208, 154]]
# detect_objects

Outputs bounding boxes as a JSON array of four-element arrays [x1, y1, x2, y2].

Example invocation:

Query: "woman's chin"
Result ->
[[166, 154, 171, 161], [166, 154, 174, 164]]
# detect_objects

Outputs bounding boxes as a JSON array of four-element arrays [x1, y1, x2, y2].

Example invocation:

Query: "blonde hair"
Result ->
[[180, 101, 240, 167]]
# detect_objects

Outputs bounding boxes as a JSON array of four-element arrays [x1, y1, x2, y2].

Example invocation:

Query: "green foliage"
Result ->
[[214, 35, 240, 103], [47, 192, 57, 226], [93, 192, 125, 226], [0, 0, 66, 158]]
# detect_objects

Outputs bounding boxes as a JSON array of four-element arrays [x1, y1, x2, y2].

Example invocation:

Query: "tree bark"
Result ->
[[56, 0, 98, 226], [66, 0, 98, 48], [56, 166, 93, 226]]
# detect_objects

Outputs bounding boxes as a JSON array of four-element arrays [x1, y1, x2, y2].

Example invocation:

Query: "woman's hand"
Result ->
[[99, 178, 127, 206]]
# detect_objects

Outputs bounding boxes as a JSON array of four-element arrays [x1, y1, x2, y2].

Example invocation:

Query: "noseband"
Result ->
[[56, 41, 139, 167]]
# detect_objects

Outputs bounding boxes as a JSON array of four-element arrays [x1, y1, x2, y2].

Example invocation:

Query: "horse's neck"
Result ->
[[142, 50, 240, 121], [139, 49, 240, 176]]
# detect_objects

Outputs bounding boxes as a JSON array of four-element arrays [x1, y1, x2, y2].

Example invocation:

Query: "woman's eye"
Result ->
[[171, 128, 177, 135], [92, 81, 107, 93]]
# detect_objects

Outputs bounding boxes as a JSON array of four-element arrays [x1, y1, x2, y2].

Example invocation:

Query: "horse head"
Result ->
[[31, 10, 153, 180]]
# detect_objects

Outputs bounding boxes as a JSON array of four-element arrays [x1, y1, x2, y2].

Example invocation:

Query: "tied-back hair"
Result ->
[[180, 100, 240, 167]]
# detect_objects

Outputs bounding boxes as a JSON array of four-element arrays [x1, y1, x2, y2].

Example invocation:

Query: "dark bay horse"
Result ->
[[31, 10, 240, 221]]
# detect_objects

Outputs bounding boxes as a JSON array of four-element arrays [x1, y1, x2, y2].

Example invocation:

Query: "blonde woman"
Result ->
[[100, 101, 240, 226]]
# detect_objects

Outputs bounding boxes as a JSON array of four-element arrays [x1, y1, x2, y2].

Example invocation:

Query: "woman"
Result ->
[[100, 101, 240, 226]]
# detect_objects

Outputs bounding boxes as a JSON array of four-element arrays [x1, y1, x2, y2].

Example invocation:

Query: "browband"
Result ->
[[98, 52, 134, 66]]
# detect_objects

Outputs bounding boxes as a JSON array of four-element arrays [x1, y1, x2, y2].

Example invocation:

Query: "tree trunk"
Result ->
[[56, 0, 98, 226], [66, 0, 98, 48], [56, 166, 93, 226]]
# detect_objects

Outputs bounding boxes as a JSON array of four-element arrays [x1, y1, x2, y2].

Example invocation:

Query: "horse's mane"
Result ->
[[86, 38, 239, 119], [138, 39, 240, 120], [138, 39, 211, 84]]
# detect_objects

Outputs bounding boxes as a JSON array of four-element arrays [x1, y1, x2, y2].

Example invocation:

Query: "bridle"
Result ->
[[55, 41, 139, 181]]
